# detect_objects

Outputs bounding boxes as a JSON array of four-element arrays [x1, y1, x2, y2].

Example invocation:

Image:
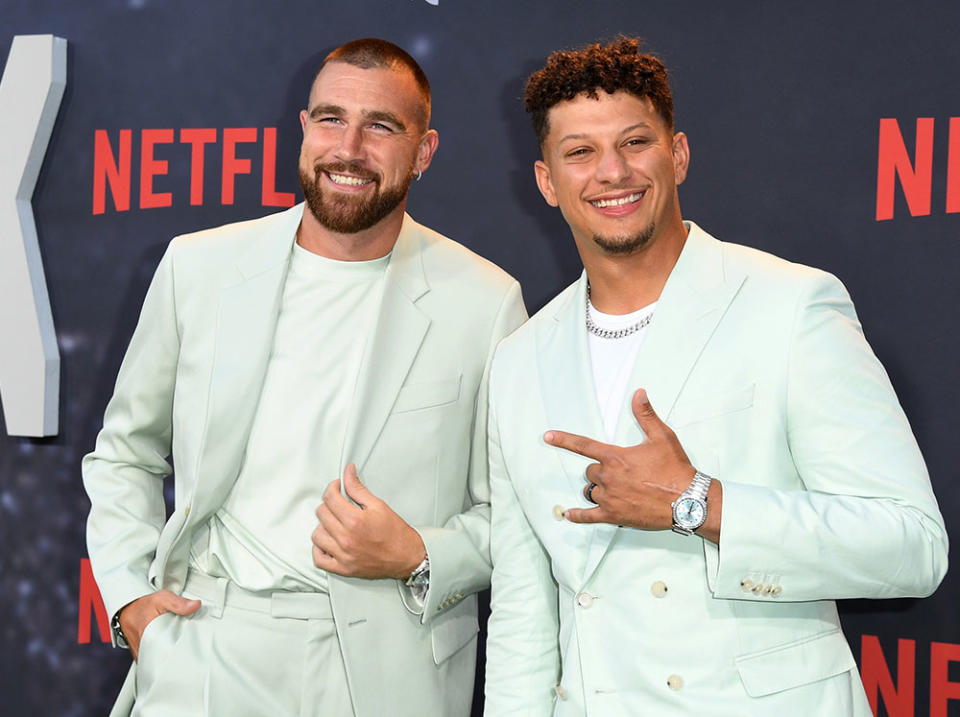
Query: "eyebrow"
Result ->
[[557, 122, 655, 145], [308, 104, 407, 132]]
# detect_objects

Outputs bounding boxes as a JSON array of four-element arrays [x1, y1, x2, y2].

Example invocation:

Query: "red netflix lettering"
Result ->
[[180, 127, 217, 206], [262, 127, 295, 207], [875, 118, 934, 221], [139, 128, 174, 209], [77, 558, 110, 644], [860, 634, 915, 716], [92, 129, 132, 214], [946, 118, 960, 215], [930, 641, 960, 717], [222, 127, 258, 205], [91, 127, 296, 213]]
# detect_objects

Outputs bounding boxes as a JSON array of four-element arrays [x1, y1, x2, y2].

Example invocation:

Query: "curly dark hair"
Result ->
[[524, 37, 673, 147]]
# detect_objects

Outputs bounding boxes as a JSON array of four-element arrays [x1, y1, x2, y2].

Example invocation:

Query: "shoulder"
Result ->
[[689, 222, 849, 303], [408, 215, 519, 295], [165, 204, 301, 265]]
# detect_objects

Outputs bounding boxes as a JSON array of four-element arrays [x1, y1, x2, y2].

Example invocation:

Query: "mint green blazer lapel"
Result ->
[[535, 274, 604, 579], [339, 214, 430, 481], [190, 206, 302, 518], [579, 223, 747, 583]]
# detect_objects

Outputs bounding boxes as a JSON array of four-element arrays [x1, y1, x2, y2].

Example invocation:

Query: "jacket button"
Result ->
[[740, 579, 753, 592], [771, 585, 783, 597], [553, 505, 565, 521], [667, 674, 684, 690], [576, 592, 595, 609], [185, 507, 191, 517], [751, 583, 765, 594], [554, 685, 568, 700], [650, 581, 668, 598]]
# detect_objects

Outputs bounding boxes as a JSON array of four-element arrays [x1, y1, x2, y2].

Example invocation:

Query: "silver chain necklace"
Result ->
[[585, 283, 654, 339]]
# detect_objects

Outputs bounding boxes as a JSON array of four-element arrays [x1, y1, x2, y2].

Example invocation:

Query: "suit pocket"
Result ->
[[393, 375, 462, 414], [735, 628, 856, 697], [430, 594, 479, 665], [670, 383, 755, 428]]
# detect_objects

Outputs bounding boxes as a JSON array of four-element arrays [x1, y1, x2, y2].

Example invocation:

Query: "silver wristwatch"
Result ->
[[671, 470, 712, 536], [405, 556, 430, 592]]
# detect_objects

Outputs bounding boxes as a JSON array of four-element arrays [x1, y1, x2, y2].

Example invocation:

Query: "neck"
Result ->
[[582, 219, 688, 314], [296, 202, 406, 261]]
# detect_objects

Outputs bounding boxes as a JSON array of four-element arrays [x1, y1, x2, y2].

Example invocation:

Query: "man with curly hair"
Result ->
[[484, 37, 946, 715]]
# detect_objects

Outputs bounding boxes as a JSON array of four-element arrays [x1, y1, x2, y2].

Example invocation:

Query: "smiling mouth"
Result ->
[[590, 191, 644, 208], [326, 171, 374, 187]]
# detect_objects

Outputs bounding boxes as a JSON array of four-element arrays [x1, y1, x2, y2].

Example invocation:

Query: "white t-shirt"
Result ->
[[190, 243, 390, 592], [587, 299, 657, 442]]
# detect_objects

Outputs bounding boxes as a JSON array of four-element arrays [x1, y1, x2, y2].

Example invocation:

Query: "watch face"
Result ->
[[674, 497, 705, 529]]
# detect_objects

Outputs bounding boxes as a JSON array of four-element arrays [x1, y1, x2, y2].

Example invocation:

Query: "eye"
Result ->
[[369, 122, 394, 132], [624, 136, 651, 148], [317, 116, 343, 126], [565, 147, 592, 159]]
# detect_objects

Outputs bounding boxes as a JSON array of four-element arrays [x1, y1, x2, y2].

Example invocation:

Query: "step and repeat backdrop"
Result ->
[[1, 1, 959, 715]]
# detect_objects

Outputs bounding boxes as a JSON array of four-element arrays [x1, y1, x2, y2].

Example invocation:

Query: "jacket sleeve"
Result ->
[[705, 271, 948, 601], [82, 242, 181, 631], [404, 280, 528, 622], [483, 346, 561, 716]]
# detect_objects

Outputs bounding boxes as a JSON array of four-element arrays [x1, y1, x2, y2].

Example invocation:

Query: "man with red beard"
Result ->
[[83, 38, 526, 716]]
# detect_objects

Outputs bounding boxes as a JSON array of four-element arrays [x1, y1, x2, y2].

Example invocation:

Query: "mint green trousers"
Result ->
[[129, 570, 355, 717]]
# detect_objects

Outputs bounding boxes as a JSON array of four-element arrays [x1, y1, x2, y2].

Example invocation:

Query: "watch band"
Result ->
[[685, 471, 712, 503], [111, 612, 129, 649]]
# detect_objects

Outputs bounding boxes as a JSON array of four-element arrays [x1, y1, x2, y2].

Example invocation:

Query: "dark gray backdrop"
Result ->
[[1, 1, 958, 715]]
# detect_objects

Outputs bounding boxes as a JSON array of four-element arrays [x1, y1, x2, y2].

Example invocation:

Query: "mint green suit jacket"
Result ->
[[83, 204, 527, 716], [485, 222, 947, 716]]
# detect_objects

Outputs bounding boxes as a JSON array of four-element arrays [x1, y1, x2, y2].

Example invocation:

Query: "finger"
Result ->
[[544, 430, 610, 460], [313, 544, 343, 572], [342, 463, 374, 507], [563, 507, 607, 524], [583, 482, 600, 505], [315, 503, 348, 547], [158, 591, 201, 616], [631, 388, 668, 439], [584, 462, 602, 484], [311, 523, 340, 556], [321, 479, 358, 521]]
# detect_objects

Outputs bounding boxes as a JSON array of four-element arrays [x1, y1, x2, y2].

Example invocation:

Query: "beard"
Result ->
[[593, 221, 656, 255], [300, 161, 411, 234]]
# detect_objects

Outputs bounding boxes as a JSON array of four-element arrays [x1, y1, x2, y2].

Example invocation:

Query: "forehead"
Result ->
[[545, 91, 669, 145], [308, 62, 424, 121]]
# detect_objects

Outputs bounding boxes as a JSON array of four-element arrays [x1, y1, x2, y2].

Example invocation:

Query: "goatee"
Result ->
[[300, 161, 410, 234], [593, 222, 656, 255]]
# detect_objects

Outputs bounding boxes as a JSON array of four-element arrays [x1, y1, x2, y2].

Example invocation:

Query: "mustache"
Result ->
[[315, 161, 379, 182]]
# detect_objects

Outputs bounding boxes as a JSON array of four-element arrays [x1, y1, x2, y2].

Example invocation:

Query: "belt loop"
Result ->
[[208, 576, 228, 618]]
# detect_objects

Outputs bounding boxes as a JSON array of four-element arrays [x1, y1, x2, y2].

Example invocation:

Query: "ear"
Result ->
[[534, 160, 559, 207], [672, 131, 690, 185], [414, 129, 440, 174], [299, 109, 308, 133]]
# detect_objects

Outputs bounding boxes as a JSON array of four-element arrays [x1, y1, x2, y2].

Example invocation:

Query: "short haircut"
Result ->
[[315, 38, 432, 128], [524, 36, 674, 147]]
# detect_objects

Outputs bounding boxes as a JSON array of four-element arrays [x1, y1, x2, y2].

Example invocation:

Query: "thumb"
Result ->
[[632, 388, 665, 437], [343, 463, 371, 505], [160, 591, 201, 617]]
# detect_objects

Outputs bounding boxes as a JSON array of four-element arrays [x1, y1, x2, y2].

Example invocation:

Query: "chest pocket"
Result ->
[[392, 375, 461, 413], [670, 383, 755, 428]]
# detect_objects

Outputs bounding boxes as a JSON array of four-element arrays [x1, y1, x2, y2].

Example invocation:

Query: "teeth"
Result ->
[[328, 172, 372, 186], [591, 192, 643, 208]]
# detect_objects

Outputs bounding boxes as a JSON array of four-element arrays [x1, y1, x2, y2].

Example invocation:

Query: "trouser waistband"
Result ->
[[183, 568, 334, 620]]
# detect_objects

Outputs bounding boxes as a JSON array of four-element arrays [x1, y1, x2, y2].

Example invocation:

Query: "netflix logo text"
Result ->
[[875, 117, 960, 221], [92, 127, 297, 214]]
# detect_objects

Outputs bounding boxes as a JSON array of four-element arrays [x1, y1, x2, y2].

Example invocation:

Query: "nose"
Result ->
[[594, 148, 630, 184], [335, 125, 364, 162]]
